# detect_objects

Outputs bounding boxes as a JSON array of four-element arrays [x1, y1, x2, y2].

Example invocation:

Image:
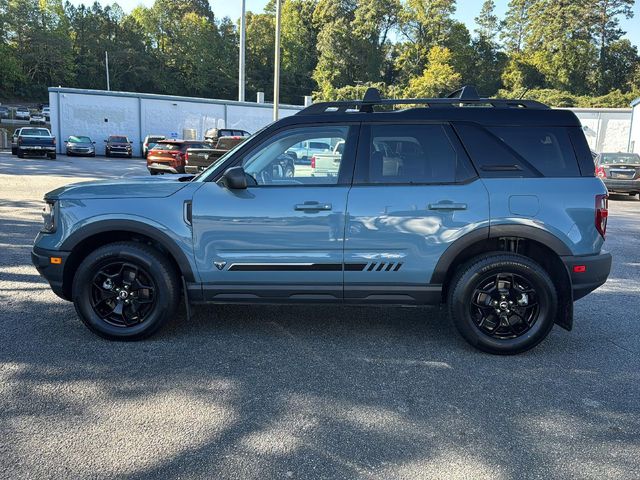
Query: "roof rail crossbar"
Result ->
[[297, 86, 550, 115]]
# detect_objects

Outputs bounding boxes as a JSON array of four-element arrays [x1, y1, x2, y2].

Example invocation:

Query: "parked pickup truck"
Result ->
[[184, 136, 248, 174], [310, 141, 345, 177], [16, 127, 56, 159]]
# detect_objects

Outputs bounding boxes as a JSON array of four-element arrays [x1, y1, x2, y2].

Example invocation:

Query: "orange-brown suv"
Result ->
[[146, 139, 208, 174]]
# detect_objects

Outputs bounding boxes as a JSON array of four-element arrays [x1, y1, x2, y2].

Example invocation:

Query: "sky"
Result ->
[[67, 0, 640, 48]]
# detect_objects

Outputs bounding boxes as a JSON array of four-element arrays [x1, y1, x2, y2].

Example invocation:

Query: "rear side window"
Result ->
[[488, 126, 580, 177], [355, 124, 476, 184]]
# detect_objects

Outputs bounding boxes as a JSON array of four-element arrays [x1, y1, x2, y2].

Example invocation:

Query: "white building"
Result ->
[[630, 98, 640, 154], [48, 87, 302, 156], [563, 107, 633, 153]]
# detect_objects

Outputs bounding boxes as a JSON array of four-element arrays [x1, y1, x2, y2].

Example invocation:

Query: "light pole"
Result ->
[[238, 0, 246, 102], [273, 0, 282, 121], [105, 51, 110, 91]]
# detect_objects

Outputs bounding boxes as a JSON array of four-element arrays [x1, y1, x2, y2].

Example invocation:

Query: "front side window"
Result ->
[[241, 126, 351, 186], [356, 124, 474, 184]]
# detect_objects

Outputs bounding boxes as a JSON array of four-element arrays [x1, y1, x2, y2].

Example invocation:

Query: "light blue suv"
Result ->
[[32, 88, 612, 354]]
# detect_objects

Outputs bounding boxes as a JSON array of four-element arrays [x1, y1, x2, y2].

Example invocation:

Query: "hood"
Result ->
[[45, 175, 194, 201], [68, 142, 94, 148]]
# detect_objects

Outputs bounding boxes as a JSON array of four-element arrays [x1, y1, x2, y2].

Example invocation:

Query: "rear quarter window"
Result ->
[[488, 126, 580, 177]]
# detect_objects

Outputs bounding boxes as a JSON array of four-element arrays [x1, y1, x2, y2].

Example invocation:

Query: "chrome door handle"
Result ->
[[428, 202, 468, 211], [295, 202, 332, 211]]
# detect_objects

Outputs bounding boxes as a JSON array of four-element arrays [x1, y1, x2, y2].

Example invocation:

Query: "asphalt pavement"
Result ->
[[0, 151, 639, 479]]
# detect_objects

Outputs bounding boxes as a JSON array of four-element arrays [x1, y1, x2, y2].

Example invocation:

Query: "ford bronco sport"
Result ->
[[32, 87, 612, 354]]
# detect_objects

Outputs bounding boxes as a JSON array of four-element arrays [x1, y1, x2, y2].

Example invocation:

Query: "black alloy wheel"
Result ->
[[90, 261, 157, 328], [448, 253, 557, 354], [72, 242, 180, 340]]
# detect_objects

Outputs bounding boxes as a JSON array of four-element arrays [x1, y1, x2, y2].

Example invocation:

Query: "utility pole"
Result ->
[[273, 0, 282, 121], [105, 51, 110, 91], [238, 0, 246, 102]]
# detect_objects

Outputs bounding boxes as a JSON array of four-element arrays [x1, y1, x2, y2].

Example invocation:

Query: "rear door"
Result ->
[[344, 122, 490, 304]]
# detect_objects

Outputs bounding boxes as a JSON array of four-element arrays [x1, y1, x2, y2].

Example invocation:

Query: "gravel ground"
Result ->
[[1, 151, 639, 480]]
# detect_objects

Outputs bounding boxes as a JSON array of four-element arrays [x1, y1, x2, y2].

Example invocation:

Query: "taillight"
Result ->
[[595, 194, 608, 239], [310, 156, 316, 169], [53, 137, 56, 146], [595, 166, 606, 178], [17, 137, 22, 145], [184, 151, 189, 164]]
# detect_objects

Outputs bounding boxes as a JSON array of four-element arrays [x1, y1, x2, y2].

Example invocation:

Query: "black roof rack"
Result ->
[[297, 86, 550, 115]]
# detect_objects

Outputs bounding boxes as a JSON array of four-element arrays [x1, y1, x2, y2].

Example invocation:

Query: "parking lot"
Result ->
[[0, 151, 639, 479]]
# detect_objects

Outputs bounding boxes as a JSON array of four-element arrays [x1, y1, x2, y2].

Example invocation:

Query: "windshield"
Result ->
[[110, 136, 128, 143], [68, 136, 91, 143], [21, 128, 50, 136], [601, 153, 640, 165]]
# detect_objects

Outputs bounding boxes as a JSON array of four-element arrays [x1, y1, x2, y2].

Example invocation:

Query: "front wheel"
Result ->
[[17, 149, 24, 159], [48, 153, 56, 160], [448, 253, 557, 355], [72, 242, 180, 340]]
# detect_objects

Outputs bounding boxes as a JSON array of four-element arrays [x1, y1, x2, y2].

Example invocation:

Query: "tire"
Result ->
[[149, 170, 158, 175], [48, 153, 56, 160], [447, 253, 557, 355], [106, 150, 110, 157], [17, 149, 24, 159], [72, 241, 180, 341], [11, 147, 17, 155]]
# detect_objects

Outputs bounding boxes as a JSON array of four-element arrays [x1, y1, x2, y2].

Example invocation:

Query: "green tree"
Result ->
[[404, 46, 461, 97], [587, 0, 635, 93], [475, 0, 499, 43], [501, 0, 534, 53]]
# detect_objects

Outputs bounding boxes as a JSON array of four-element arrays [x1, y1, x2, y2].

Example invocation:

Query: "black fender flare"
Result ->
[[430, 225, 572, 284], [60, 219, 196, 282]]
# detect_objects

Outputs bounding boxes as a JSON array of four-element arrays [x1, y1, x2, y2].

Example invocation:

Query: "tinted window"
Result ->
[[242, 126, 350, 186], [600, 153, 640, 165], [153, 143, 181, 151], [21, 128, 50, 136], [357, 124, 474, 184], [110, 136, 128, 143], [489, 126, 580, 177]]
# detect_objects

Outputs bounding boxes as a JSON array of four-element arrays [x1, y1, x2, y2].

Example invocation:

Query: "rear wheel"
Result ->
[[72, 242, 180, 340], [448, 253, 557, 355], [48, 153, 56, 160]]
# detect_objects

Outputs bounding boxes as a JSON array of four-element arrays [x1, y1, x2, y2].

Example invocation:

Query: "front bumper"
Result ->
[[31, 246, 71, 300], [603, 179, 640, 194], [562, 251, 612, 300]]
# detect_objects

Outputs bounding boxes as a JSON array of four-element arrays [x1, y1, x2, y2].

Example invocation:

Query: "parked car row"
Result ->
[[0, 105, 50, 123]]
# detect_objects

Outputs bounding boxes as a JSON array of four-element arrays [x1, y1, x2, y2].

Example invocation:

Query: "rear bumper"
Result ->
[[20, 146, 56, 152], [185, 165, 207, 174], [562, 251, 612, 300], [31, 246, 71, 300], [148, 162, 184, 174], [603, 179, 640, 193]]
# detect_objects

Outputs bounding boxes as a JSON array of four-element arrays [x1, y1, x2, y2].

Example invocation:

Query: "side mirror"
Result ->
[[104, 139, 107, 143], [92, 141, 96, 144], [221, 166, 248, 190]]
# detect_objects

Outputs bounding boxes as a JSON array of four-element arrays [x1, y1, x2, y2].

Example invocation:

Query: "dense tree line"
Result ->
[[0, 0, 638, 107]]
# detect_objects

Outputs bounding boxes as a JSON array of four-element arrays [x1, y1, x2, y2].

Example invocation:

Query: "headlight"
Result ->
[[41, 200, 56, 233]]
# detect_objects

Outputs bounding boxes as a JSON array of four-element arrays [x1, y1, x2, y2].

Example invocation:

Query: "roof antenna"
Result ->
[[518, 87, 530, 100], [447, 85, 480, 99]]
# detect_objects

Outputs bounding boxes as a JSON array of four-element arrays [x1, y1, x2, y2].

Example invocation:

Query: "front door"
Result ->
[[344, 123, 490, 304], [191, 124, 358, 302]]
